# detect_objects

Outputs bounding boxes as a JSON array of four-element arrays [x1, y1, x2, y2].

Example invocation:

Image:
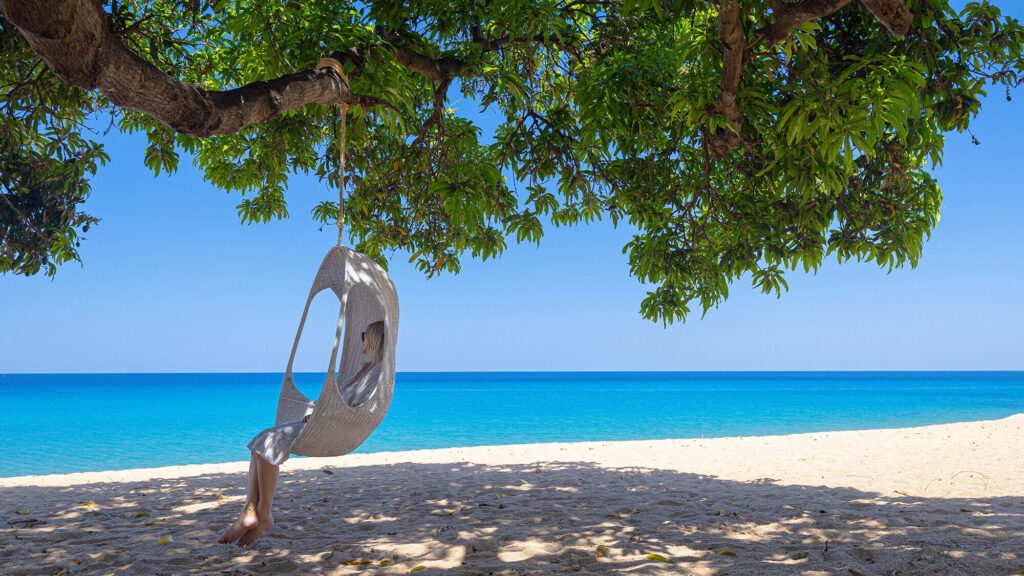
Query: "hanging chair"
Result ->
[[274, 245, 399, 457], [272, 57, 399, 458]]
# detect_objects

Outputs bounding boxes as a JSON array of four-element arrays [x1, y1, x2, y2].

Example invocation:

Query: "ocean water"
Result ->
[[1, 371, 1022, 477]]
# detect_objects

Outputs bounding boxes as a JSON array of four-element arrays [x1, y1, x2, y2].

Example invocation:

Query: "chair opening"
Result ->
[[290, 288, 345, 401]]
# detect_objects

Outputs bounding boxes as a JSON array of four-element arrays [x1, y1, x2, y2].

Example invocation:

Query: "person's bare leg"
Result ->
[[219, 453, 261, 543], [237, 454, 278, 547]]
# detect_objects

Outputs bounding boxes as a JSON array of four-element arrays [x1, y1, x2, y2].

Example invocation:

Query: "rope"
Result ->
[[337, 105, 347, 245], [317, 57, 349, 245]]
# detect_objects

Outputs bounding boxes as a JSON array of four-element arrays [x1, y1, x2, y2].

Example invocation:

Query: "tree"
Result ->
[[1, 0, 1022, 323]]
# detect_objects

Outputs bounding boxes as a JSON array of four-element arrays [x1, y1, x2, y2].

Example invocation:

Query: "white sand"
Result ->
[[2, 415, 1022, 575]]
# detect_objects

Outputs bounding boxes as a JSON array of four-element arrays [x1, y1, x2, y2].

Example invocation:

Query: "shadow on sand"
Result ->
[[2, 461, 1021, 575]]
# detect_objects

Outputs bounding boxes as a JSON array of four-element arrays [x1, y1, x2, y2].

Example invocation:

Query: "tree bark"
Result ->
[[859, 0, 912, 36], [711, 0, 746, 156], [758, 0, 910, 46], [373, 27, 467, 84], [758, 0, 855, 46], [1, 0, 390, 137]]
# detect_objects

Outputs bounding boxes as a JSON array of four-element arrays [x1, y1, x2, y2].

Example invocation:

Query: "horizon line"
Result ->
[[3, 369, 1024, 376]]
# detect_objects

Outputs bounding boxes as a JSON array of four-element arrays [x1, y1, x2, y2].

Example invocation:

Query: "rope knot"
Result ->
[[316, 57, 350, 106]]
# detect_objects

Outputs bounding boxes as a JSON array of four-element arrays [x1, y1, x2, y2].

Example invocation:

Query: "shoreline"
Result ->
[[3, 413, 1023, 491], [2, 415, 1022, 574]]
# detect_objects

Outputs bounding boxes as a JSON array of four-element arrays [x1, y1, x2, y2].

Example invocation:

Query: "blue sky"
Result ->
[[3, 20, 1024, 373]]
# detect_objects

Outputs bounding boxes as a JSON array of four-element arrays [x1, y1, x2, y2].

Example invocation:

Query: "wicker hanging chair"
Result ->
[[274, 245, 399, 457]]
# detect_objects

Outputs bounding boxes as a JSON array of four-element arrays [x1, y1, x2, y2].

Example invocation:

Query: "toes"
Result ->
[[236, 522, 272, 548], [237, 528, 258, 548], [219, 520, 251, 544]]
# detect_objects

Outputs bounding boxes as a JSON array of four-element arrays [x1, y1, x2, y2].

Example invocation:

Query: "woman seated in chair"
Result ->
[[218, 321, 386, 547]]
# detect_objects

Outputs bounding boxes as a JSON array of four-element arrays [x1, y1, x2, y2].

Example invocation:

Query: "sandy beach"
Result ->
[[2, 415, 1022, 575]]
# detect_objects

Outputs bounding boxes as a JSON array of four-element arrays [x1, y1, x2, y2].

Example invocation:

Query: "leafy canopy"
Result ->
[[1, 0, 1022, 322]]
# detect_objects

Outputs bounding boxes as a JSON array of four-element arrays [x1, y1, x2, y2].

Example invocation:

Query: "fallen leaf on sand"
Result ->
[[82, 501, 98, 507], [596, 545, 609, 557], [793, 552, 808, 560], [322, 469, 335, 475], [410, 566, 427, 572], [343, 559, 372, 565], [379, 558, 394, 566], [157, 536, 173, 545], [894, 490, 910, 496], [716, 549, 736, 556], [646, 554, 669, 562], [18, 509, 29, 515], [434, 508, 466, 516], [606, 513, 621, 519], [133, 511, 150, 518]]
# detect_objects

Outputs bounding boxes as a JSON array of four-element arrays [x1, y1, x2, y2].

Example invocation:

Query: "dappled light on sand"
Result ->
[[1, 415, 1021, 574]]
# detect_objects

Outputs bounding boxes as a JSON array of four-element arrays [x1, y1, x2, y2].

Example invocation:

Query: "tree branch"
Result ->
[[2, 0, 393, 137], [411, 77, 454, 147], [374, 27, 467, 83], [7, 0, 580, 141], [757, 0, 910, 47], [338, 23, 575, 85], [366, 25, 574, 147], [472, 17, 581, 58], [859, 0, 912, 36], [711, 0, 745, 157], [757, 0, 854, 47], [708, 0, 912, 155]]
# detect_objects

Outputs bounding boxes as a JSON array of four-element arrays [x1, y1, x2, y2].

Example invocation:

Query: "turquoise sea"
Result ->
[[1, 371, 1023, 478]]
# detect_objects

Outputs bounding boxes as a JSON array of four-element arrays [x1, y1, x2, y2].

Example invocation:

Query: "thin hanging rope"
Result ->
[[317, 57, 349, 245], [337, 104, 347, 245]]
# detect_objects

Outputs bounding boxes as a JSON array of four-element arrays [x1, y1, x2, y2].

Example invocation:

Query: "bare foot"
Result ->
[[218, 506, 259, 544], [237, 514, 274, 548]]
